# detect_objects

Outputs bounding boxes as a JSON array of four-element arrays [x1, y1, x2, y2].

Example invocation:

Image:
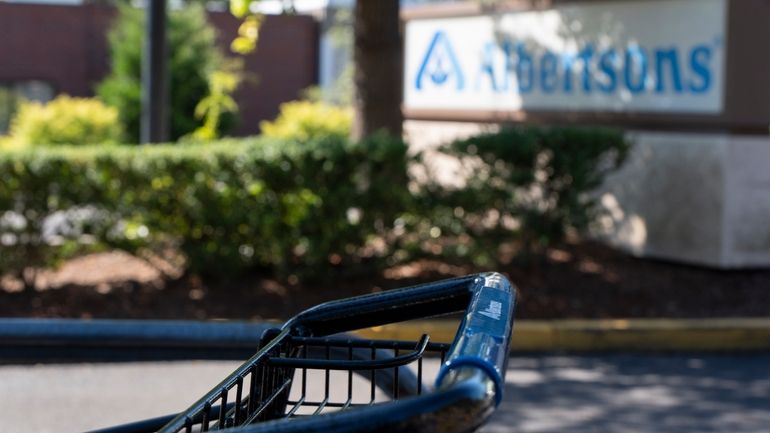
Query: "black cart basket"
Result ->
[[98, 272, 516, 433]]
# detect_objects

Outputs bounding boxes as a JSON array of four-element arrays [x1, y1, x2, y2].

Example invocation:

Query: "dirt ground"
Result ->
[[2, 241, 769, 321]]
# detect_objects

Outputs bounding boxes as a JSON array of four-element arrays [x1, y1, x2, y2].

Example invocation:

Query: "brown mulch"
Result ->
[[2, 241, 769, 321]]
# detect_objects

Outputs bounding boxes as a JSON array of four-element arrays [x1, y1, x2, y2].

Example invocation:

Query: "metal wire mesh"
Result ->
[[168, 332, 450, 432]]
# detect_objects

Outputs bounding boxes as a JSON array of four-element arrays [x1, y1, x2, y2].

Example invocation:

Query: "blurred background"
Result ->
[[0, 0, 769, 431], [1, 0, 769, 321]]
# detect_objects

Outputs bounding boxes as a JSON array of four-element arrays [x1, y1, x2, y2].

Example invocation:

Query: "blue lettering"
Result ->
[[476, 42, 499, 91], [516, 43, 535, 93], [624, 46, 648, 94], [579, 44, 594, 93], [540, 51, 558, 93], [562, 52, 577, 93], [654, 48, 683, 93], [503, 41, 515, 91], [688, 45, 712, 93], [445, 36, 717, 99], [597, 49, 617, 93]]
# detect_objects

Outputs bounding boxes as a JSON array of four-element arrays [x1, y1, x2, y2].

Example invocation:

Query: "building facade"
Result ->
[[402, 0, 770, 268]]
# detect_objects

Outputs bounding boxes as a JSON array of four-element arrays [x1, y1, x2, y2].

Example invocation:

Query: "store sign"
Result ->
[[404, 0, 726, 114]]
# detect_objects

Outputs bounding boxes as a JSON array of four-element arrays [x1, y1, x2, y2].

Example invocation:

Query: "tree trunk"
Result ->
[[351, 0, 403, 141]]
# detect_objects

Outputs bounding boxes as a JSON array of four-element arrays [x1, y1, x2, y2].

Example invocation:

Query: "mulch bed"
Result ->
[[2, 240, 769, 321]]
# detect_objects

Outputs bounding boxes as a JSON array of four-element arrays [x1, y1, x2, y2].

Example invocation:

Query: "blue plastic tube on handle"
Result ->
[[434, 272, 516, 406]]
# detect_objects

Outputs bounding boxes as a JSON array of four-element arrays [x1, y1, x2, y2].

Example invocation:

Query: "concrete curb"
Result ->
[[353, 318, 770, 352]]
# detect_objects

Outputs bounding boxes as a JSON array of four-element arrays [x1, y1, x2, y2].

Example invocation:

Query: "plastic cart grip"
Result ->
[[434, 273, 515, 406]]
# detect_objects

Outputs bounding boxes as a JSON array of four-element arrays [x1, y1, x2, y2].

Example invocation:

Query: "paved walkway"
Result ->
[[1, 354, 768, 432]]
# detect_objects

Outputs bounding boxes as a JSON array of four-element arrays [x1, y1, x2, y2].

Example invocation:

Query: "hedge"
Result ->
[[410, 126, 630, 265], [0, 134, 410, 281], [0, 126, 629, 283]]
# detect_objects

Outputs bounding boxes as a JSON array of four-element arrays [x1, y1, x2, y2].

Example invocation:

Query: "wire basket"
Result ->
[[93, 272, 515, 433]]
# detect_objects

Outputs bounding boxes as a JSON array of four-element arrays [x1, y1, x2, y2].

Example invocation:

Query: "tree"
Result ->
[[351, 0, 403, 140], [98, 4, 230, 143], [231, 0, 404, 140]]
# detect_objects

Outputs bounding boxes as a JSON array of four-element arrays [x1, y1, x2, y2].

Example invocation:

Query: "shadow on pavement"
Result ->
[[483, 354, 770, 433]]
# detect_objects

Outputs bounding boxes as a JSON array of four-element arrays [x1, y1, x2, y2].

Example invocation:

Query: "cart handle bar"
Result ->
[[284, 272, 516, 407], [267, 334, 431, 370]]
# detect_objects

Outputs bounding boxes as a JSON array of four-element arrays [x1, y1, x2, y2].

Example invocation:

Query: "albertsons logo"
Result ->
[[415, 31, 464, 91], [413, 30, 719, 97]]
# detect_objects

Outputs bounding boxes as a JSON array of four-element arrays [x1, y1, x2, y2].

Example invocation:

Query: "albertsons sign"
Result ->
[[404, 0, 726, 114]]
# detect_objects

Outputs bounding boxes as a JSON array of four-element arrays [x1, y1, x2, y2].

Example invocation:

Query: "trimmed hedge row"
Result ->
[[0, 126, 629, 282], [0, 134, 410, 280]]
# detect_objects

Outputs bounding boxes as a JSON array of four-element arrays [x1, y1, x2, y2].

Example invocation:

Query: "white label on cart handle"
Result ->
[[479, 300, 502, 320]]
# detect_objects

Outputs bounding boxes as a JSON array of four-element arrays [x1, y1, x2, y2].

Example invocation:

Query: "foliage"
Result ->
[[231, 14, 264, 54], [413, 126, 630, 266], [190, 62, 243, 141], [97, 4, 231, 142], [7, 95, 122, 146], [319, 7, 354, 106], [260, 100, 353, 141], [0, 87, 19, 135], [229, 0, 265, 54], [0, 135, 22, 151], [0, 126, 628, 283], [0, 135, 410, 282]]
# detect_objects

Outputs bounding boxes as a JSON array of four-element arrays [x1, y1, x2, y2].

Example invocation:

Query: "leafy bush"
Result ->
[[0, 126, 628, 283], [0, 135, 19, 151], [7, 96, 122, 146], [0, 135, 410, 281], [413, 126, 630, 265], [190, 65, 242, 141], [97, 4, 232, 143], [260, 100, 352, 141]]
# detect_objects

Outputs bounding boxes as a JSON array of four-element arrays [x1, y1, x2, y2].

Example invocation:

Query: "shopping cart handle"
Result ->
[[284, 274, 478, 336], [435, 272, 515, 406], [284, 272, 515, 405], [140, 273, 515, 433]]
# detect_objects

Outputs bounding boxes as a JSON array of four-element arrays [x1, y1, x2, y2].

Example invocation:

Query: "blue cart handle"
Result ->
[[287, 272, 516, 406], [434, 273, 515, 406]]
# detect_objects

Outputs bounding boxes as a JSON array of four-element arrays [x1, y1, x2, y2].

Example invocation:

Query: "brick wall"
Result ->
[[0, 3, 318, 136]]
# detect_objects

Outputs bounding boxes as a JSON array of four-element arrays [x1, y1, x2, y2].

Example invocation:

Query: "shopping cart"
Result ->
[[93, 272, 516, 433]]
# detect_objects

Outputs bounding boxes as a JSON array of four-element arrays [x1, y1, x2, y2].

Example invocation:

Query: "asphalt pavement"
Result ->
[[490, 354, 770, 433], [1, 354, 768, 433]]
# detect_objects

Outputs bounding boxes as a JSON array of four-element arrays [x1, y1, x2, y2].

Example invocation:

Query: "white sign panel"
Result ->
[[404, 0, 726, 114]]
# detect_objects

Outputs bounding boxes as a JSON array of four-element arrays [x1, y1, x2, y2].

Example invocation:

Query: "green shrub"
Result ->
[[0, 135, 19, 151], [260, 100, 352, 141], [8, 96, 122, 146], [97, 4, 233, 143], [0, 126, 628, 282], [412, 126, 630, 265], [190, 64, 242, 141], [0, 134, 410, 281]]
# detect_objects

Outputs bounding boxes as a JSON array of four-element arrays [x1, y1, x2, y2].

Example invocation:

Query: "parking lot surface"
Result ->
[[1, 354, 768, 433]]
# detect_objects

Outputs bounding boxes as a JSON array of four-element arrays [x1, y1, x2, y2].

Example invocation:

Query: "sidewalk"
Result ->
[[1, 354, 768, 433]]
